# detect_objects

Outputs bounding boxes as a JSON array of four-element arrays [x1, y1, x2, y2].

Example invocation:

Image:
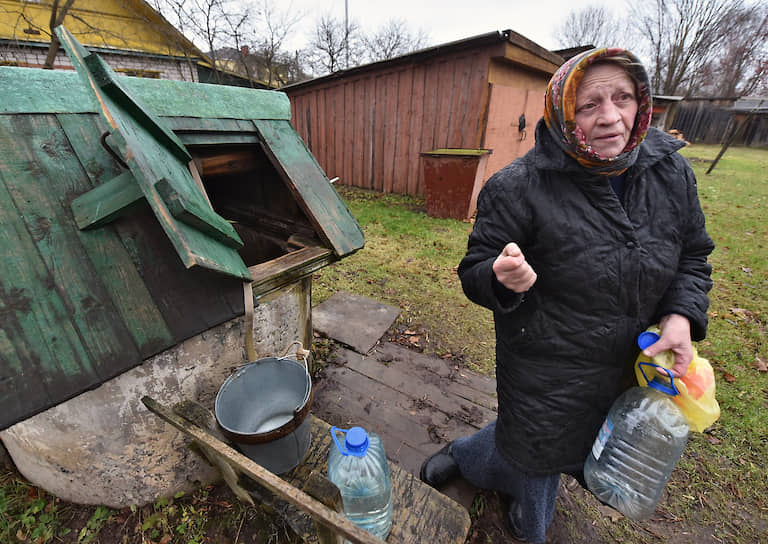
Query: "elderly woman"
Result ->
[[419, 48, 713, 543]]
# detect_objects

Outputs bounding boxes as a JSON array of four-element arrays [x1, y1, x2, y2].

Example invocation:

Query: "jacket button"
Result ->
[[626, 241, 636, 249]]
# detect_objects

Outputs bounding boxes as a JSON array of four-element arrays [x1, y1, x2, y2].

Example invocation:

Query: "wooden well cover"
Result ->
[[0, 28, 363, 429]]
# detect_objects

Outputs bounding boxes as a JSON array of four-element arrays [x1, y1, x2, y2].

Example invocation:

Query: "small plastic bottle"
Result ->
[[328, 426, 393, 539], [584, 335, 690, 520]]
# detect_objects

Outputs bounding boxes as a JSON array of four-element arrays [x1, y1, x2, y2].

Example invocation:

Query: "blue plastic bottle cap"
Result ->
[[345, 426, 369, 454], [637, 331, 661, 350]]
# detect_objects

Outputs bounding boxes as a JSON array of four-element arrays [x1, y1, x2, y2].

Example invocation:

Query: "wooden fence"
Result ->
[[671, 103, 768, 147]]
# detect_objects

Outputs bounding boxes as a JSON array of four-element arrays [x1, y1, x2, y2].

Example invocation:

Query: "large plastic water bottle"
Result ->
[[328, 426, 393, 539], [584, 337, 690, 520]]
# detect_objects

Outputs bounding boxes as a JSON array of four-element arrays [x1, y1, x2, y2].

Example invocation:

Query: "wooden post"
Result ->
[[706, 114, 750, 175]]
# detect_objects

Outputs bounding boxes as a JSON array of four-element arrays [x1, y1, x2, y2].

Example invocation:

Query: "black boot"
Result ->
[[419, 443, 460, 487], [503, 494, 528, 542]]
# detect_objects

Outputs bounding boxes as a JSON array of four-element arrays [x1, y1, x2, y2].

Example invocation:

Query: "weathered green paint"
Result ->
[[0, 67, 291, 121], [71, 171, 145, 229], [155, 179, 243, 249], [83, 50, 192, 164], [58, 113, 175, 358], [0, 28, 365, 429], [0, 114, 149, 424], [56, 26, 251, 281], [253, 119, 365, 257]]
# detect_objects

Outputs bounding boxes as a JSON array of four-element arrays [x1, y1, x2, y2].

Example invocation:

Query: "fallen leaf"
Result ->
[[740, 266, 753, 276], [722, 371, 736, 383], [409, 336, 420, 344], [597, 504, 623, 522], [706, 435, 722, 445], [404, 329, 416, 335], [755, 356, 767, 372]]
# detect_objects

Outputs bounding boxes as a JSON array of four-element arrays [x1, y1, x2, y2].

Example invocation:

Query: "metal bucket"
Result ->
[[214, 356, 313, 474]]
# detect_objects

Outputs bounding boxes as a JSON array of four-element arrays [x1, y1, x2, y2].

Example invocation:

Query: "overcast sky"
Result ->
[[281, 0, 616, 52]]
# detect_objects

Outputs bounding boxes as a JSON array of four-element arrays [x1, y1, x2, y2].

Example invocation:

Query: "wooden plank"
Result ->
[[450, 55, 472, 148], [57, 113, 175, 358], [334, 347, 497, 426], [0, 171, 76, 427], [373, 343, 497, 399], [0, 64, 291, 120], [121, 74, 292, 121], [176, 132, 260, 146], [0, 115, 141, 380], [316, 89, 327, 176], [343, 81, 355, 189], [362, 77, 374, 190], [325, 85, 342, 185], [392, 69, 413, 195], [56, 28, 252, 281], [248, 246, 334, 298], [466, 54, 491, 149], [350, 79, 363, 188], [71, 170, 145, 229], [111, 206, 244, 340], [407, 65, 427, 196], [252, 119, 365, 258], [165, 116, 262, 134], [436, 61, 457, 149], [419, 63, 442, 195], [141, 398, 385, 544], [0, 114, 144, 428], [372, 76, 387, 192], [313, 367, 481, 475], [380, 72, 396, 194], [320, 88, 333, 176]]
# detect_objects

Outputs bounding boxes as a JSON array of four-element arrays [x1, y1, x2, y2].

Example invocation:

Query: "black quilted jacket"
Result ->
[[458, 119, 714, 475]]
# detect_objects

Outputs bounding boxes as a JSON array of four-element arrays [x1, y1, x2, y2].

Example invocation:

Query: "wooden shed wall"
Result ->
[[288, 49, 493, 197]]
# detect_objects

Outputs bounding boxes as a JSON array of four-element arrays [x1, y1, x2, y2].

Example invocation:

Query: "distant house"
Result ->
[[282, 30, 564, 198], [0, 0, 267, 87]]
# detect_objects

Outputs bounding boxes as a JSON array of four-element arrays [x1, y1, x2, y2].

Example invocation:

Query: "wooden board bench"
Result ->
[[142, 397, 470, 544]]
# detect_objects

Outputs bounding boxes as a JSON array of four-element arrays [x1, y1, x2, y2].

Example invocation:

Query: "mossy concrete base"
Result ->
[[0, 279, 311, 508]]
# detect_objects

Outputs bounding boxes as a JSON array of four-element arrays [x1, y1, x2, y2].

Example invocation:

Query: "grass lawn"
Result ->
[[1, 144, 766, 543]]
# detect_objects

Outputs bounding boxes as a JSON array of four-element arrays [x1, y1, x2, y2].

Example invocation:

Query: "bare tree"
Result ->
[[690, 2, 768, 96], [250, 0, 303, 86], [152, 0, 248, 83], [632, 0, 733, 95], [306, 14, 362, 75], [361, 18, 429, 62], [221, 5, 257, 85], [43, 0, 76, 68], [553, 6, 629, 50]]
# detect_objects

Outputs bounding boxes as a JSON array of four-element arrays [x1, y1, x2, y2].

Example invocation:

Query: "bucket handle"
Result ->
[[279, 341, 312, 414]]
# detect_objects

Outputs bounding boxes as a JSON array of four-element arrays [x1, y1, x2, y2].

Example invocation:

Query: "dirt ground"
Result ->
[[1, 341, 762, 544], [1, 415, 741, 544]]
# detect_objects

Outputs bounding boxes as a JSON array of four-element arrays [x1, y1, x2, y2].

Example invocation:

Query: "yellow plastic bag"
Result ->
[[634, 326, 721, 432]]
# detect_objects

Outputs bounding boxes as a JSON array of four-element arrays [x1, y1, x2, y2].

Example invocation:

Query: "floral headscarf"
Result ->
[[543, 48, 652, 176]]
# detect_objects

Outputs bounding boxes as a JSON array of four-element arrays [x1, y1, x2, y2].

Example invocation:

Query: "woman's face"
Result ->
[[574, 63, 638, 159]]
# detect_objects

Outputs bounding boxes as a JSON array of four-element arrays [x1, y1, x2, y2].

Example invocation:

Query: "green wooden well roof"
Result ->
[[0, 27, 363, 429]]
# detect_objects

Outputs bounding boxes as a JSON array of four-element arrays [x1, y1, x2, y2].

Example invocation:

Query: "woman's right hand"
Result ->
[[493, 242, 537, 293]]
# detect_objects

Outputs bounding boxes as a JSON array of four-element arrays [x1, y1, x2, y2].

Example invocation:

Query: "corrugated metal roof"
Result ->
[[733, 97, 768, 112]]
